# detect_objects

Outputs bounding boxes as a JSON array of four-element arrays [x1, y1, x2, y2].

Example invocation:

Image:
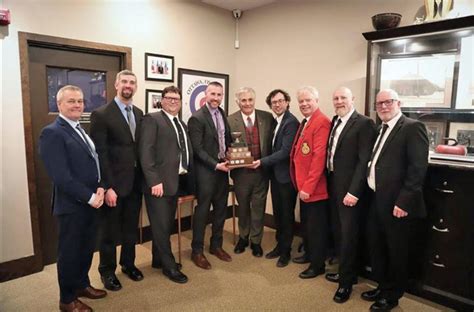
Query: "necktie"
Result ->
[[173, 117, 188, 170], [214, 110, 226, 159], [125, 106, 136, 141], [327, 118, 342, 171], [246, 116, 253, 128], [367, 123, 389, 177], [295, 118, 307, 138], [76, 124, 101, 181]]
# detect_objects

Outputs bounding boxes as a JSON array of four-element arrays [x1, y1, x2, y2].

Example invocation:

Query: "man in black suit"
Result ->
[[39, 85, 107, 312], [250, 89, 299, 267], [361, 89, 429, 311], [229, 87, 275, 257], [90, 70, 144, 291], [324, 87, 376, 303], [139, 85, 193, 283], [188, 81, 233, 270]]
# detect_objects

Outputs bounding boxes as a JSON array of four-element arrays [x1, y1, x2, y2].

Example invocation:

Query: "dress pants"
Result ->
[[98, 188, 142, 276], [191, 170, 228, 254], [57, 207, 98, 304], [233, 168, 269, 244], [367, 192, 415, 301], [328, 175, 361, 287], [300, 199, 329, 270], [270, 176, 297, 255]]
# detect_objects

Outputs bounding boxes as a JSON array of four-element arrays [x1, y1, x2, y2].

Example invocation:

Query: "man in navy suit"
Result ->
[[362, 89, 428, 311], [251, 89, 299, 267], [39, 85, 107, 312]]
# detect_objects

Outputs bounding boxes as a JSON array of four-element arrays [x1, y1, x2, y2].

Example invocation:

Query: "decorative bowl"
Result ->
[[371, 13, 402, 31]]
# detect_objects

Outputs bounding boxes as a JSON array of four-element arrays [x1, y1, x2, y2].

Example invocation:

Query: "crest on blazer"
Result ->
[[302, 142, 310, 155]]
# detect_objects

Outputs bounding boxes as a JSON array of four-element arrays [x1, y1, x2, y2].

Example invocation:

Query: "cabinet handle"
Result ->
[[434, 187, 454, 194], [432, 225, 449, 233], [430, 260, 446, 268]]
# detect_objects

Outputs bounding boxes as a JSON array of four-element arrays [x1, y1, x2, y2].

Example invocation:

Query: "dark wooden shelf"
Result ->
[[363, 15, 474, 41]]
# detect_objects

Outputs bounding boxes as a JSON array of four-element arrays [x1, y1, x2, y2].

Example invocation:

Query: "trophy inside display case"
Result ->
[[227, 132, 254, 168]]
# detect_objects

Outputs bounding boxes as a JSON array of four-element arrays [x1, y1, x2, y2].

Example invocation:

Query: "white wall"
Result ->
[[0, 0, 236, 263]]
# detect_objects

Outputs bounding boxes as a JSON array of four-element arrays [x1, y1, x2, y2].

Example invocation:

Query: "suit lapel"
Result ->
[[203, 105, 219, 144], [110, 100, 134, 141], [334, 111, 358, 152], [232, 113, 247, 143], [378, 115, 404, 159], [256, 110, 267, 151], [160, 110, 180, 147], [57, 117, 92, 158], [274, 111, 288, 145]]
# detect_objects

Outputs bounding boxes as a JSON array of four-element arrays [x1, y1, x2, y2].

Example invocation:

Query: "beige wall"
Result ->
[[0, 0, 235, 263]]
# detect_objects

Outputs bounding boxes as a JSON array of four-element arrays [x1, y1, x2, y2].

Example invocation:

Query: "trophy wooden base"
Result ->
[[228, 163, 254, 169]]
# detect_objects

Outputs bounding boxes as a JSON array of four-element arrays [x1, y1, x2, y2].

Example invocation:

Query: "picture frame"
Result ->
[[145, 53, 174, 82], [378, 53, 456, 110], [448, 122, 474, 150], [424, 0, 453, 21], [178, 68, 229, 123], [145, 89, 162, 114], [423, 120, 447, 150]]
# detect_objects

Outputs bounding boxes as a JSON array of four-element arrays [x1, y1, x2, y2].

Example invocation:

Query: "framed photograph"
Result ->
[[378, 53, 456, 109], [145, 53, 174, 82], [448, 122, 474, 149], [145, 89, 162, 114], [178, 68, 229, 123], [423, 120, 447, 150]]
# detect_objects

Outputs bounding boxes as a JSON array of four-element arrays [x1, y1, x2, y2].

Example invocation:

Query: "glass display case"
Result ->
[[363, 16, 474, 162]]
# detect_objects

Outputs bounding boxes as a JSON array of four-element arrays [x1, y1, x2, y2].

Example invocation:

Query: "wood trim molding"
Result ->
[[0, 32, 132, 283]]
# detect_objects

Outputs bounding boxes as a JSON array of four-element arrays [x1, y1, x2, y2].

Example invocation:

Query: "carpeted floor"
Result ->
[[1, 221, 451, 311]]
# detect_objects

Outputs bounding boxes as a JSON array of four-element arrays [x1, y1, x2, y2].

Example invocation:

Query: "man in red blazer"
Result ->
[[290, 86, 331, 279]]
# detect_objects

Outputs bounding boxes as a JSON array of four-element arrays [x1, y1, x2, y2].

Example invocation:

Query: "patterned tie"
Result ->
[[367, 123, 389, 177], [327, 118, 342, 171], [76, 124, 101, 181], [214, 110, 226, 159], [246, 116, 253, 128], [173, 117, 188, 170], [125, 106, 136, 141]]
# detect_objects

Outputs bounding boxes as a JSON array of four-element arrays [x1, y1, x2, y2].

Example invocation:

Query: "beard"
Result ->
[[121, 89, 133, 100]]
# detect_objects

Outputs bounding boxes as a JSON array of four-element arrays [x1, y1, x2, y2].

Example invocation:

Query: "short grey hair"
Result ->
[[115, 69, 136, 83], [235, 87, 256, 103], [297, 86, 319, 100], [56, 85, 83, 103], [377, 88, 399, 100]]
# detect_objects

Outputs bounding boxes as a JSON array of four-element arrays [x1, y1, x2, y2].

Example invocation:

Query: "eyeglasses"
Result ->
[[163, 96, 181, 103], [375, 99, 397, 108], [271, 99, 287, 105]]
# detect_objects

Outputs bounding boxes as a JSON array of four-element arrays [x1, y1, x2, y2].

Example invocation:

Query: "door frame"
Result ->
[[0, 32, 131, 282]]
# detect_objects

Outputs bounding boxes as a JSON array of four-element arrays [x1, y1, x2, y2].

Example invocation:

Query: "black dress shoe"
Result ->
[[251, 243, 263, 257], [101, 274, 122, 291], [265, 247, 280, 259], [333, 286, 352, 303], [325, 272, 358, 285], [234, 238, 249, 254], [361, 289, 382, 302], [293, 254, 310, 264], [299, 265, 325, 279], [121, 266, 144, 281], [152, 262, 182, 270], [163, 268, 188, 284], [276, 254, 290, 268], [370, 298, 398, 311]]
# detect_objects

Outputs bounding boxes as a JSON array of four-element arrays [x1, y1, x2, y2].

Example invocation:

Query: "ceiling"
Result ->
[[201, 0, 280, 11]]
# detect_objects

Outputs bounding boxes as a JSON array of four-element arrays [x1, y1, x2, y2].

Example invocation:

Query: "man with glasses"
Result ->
[[188, 81, 233, 270], [139, 86, 194, 283], [324, 87, 376, 303], [250, 89, 299, 267], [90, 70, 144, 291], [361, 89, 428, 311]]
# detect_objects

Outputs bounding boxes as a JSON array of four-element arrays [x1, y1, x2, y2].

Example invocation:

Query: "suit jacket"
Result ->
[[39, 117, 100, 216], [90, 99, 143, 196], [188, 105, 231, 181], [260, 110, 299, 184], [290, 108, 331, 202], [228, 109, 275, 180], [139, 110, 195, 196], [330, 111, 376, 200], [373, 115, 429, 218]]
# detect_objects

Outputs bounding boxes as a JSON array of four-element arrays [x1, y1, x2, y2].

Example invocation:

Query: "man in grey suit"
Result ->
[[228, 87, 275, 257], [250, 89, 299, 267], [139, 86, 194, 284], [188, 81, 233, 270], [324, 87, 376, 303]]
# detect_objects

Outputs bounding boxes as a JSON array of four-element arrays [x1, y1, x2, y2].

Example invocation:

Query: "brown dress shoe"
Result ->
[[59, 299, 93, 312], [191, 253, 211, 270], [210, 248, 232, 262], [76, 286, 107, 299]]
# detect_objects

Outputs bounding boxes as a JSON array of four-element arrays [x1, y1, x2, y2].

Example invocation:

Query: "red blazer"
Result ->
[[290, 108, 331, 202]]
